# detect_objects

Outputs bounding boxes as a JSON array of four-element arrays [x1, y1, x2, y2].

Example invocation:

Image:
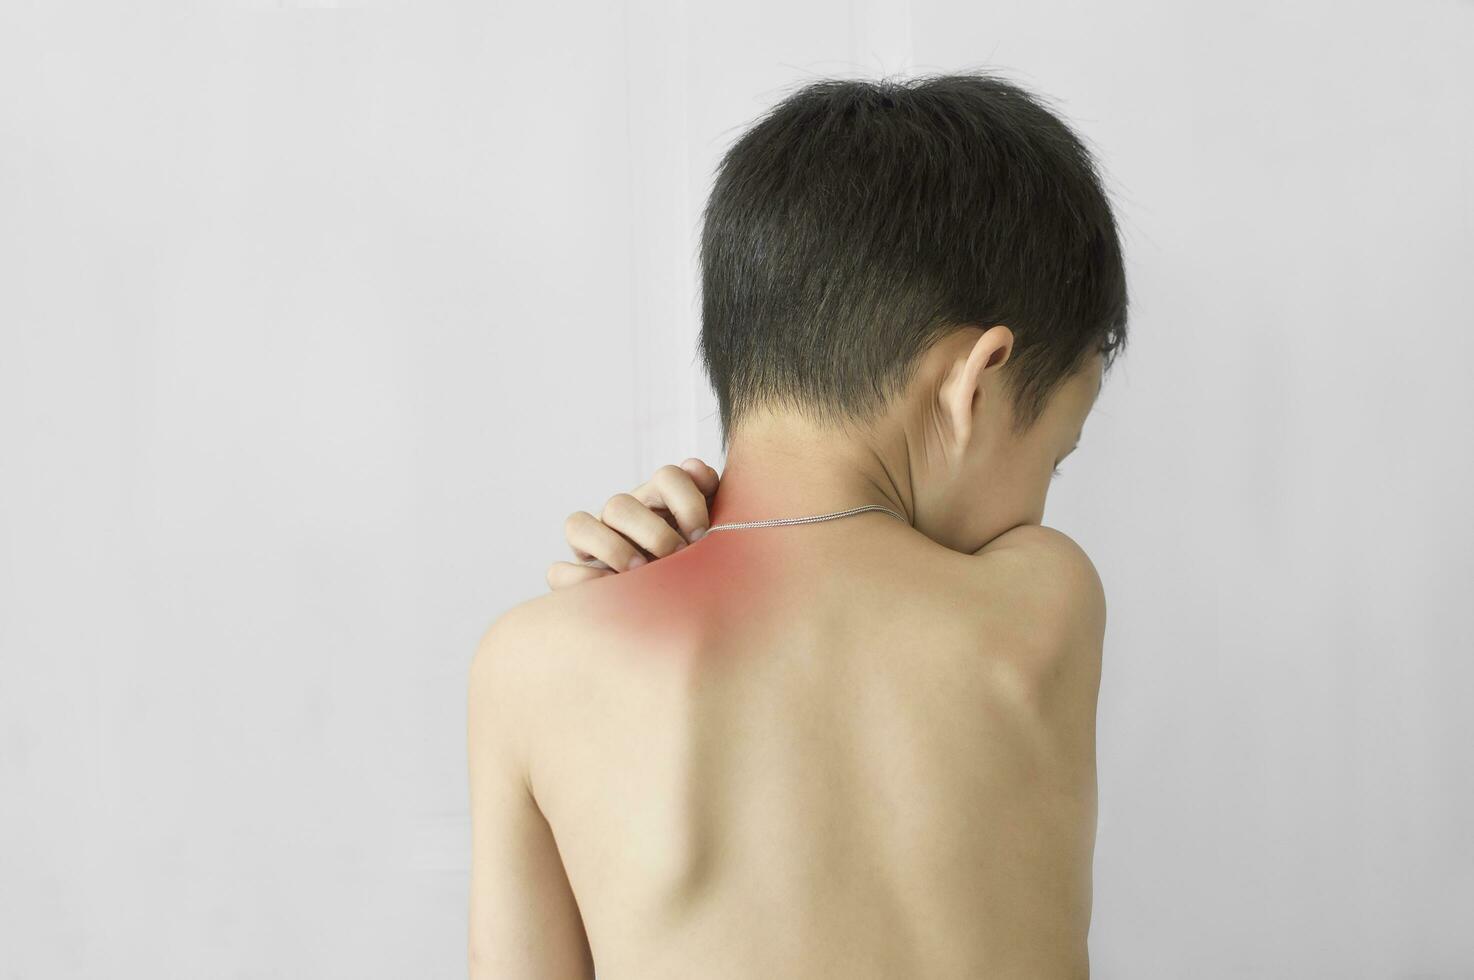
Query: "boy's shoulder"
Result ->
[[973, 524, 1106, 629]]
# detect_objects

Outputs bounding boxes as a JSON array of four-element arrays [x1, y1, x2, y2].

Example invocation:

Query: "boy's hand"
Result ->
[[547, 458, 720, 591]]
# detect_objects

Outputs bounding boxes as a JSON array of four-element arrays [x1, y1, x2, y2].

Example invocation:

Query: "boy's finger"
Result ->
[[564, 510, 647, 572], [634, 464, 711, 542], [547, 560, 613, 591], [601, 493, 687, 558], [678, 458, 720, 498]]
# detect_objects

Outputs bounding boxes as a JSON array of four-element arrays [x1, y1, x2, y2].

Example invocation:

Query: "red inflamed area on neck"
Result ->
[[580, 524, 791, 651]]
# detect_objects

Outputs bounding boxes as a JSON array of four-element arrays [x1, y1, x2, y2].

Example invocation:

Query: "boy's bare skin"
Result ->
[[470, 326, 1107, 978]]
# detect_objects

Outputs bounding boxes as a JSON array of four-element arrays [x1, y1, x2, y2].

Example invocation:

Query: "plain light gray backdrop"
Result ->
[[2, 2, 1471, 977]]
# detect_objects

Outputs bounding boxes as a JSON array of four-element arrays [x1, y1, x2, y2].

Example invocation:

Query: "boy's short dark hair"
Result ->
[[698, 71, 1129, 446]]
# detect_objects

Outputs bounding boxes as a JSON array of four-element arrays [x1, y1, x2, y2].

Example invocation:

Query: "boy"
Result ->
[[470, 71, 1127, 979]]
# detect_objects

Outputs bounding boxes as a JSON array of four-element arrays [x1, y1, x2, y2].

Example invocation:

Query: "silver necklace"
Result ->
[[706, 503, 909, 533]]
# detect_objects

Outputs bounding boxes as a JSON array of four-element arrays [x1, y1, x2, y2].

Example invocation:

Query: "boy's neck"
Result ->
[[711, 420, 915, 528]]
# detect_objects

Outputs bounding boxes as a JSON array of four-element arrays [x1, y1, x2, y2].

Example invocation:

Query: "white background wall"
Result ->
[[1, 2, 1470, 977]]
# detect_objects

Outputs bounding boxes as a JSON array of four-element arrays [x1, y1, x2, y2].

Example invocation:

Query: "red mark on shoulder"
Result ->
[[581, 525, 789, 654]]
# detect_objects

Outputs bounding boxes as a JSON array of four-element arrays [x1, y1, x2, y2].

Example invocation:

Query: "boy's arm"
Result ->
[[467, 612, 593, 979]]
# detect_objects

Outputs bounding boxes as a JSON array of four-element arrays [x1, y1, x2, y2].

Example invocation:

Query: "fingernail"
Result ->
[[689, 527, 706, 542], [627, 555, 647, 570]]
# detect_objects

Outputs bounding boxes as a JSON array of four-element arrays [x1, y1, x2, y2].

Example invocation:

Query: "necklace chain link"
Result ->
[[706, 503, 909, 533]]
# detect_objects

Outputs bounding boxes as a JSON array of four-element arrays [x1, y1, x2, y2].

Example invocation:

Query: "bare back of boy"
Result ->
[[490, 514, 1104, 979]]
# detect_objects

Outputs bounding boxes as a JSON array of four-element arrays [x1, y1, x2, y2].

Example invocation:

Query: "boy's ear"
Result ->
[[940, 326, 1013, 453]]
